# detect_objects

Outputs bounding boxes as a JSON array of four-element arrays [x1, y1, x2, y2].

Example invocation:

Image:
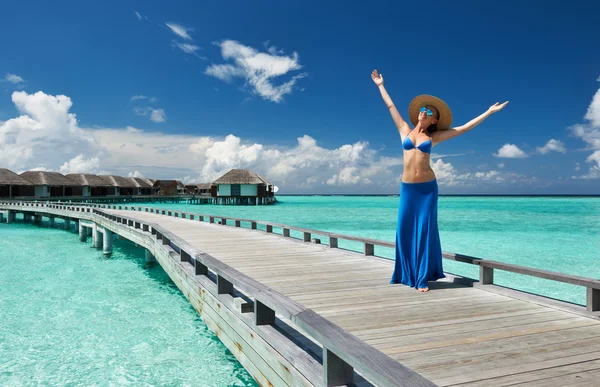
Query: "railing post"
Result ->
[[323, 348, 354, 387], [210, 217, 215, 224], [181, 250, 191, 263], [329, 237, 338, 248], [235, 220, 241, 227], [266, 225, 273, 233], [195, 259, 208, 275], [303, 232, 311, 242], [364, 243, 374, 256], [190, 214, 195, 220], [254, 300, 275, 326], [480, 266, 494, 285], [283, 228, 290, 237], [587, 287, 600, 312], [217, 275, 233, 295]]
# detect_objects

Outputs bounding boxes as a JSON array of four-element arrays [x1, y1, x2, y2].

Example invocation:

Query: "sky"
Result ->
[[0, 0, 599, 194]]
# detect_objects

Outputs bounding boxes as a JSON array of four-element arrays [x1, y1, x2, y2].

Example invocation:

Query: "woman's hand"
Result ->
[[488, 101, 509, 113], [371, 69, 384, 87]]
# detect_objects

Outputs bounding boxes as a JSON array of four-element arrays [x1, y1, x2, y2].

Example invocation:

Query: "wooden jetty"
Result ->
[[1, 200, 600, 387]]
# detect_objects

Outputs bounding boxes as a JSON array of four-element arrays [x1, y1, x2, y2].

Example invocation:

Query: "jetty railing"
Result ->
[[3, 200, 600, 314], [0, 200, 436, 387]]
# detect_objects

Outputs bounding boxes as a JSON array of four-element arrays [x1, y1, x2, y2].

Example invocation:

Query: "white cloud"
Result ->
[[165, 22, 193, 40], [150, 109, 166, 123], [131, 95, 148, 101], [0, 91, 95, 170], [431, 159, 525, 187], [570, 82, 600, 179], [128, 170, 144, 178], [575, 162, 581, 172], [134, 11, 142, 20], [584, 86, 600, 127], [134, 106, 166, 123], [497, 162, 504, 168], [29, 166, 49, 172], [5, 73, 24, 84], [494, 143, 528, 158], [205, 40, 307, 103], [172, 41, 205, 58], [536, 139, 566, 154], [60, 154, 101, 174]]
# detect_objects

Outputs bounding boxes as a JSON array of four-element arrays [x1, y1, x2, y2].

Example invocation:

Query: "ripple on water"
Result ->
[[0, 220, 257, 387]]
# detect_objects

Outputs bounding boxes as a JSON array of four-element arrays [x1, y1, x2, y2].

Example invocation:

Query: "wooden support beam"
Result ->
[[587, 287, 600, 312], [217, 275, 233, 295], [324, 348, 354, 387], [480, 266, 494, 285], [364, 243, 374, 256], [254, 300, 275, 326]]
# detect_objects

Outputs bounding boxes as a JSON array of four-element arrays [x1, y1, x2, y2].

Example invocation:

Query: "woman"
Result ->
[[371, 69, 508, 292]]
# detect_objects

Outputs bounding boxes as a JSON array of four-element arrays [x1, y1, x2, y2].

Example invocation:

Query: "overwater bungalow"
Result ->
[[0, 168, 35, 198], [126, 177, 156, 196], [20, 171, 83, 197], [211, 169, 276, 205], [153, 180, 179, 196], [65, 173, 113, 197], [196, 183, 213, 195], [99, 175, 137, 196], [176, 180, 185, 195]]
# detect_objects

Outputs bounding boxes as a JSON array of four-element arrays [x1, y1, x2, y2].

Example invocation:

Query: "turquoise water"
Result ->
[[0, 217, 257, 387], [144, 196, 600, 306]]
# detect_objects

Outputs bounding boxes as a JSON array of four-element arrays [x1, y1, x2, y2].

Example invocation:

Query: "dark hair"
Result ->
[[427, 122, 439, 134], [425, 105, 440, 133]]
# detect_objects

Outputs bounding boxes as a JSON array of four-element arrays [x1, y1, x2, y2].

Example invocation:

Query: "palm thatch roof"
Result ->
[[152, 180, 179, 188], [20, 171, 82, 186], [141, 178, 155, 186], [0, 168, 34, 185], [65, 173, 112, 187], [213, 169, 272, 185], [176, 180, 184, 188], [99, 175, 137, 188], [126, 177, 152, 188], [196, 183, 213, 189]]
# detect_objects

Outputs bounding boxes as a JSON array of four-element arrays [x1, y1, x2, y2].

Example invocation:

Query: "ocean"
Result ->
[[1, 195, 599, 385]]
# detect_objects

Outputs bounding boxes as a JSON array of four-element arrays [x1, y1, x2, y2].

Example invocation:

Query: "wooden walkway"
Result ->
[[106, 209, 600, 386]]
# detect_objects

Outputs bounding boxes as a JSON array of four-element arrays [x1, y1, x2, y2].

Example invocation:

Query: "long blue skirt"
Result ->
[[391, 179, 445, 289]]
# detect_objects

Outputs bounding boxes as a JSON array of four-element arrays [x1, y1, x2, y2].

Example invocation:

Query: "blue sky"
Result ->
[[0, 0, 599, 194]]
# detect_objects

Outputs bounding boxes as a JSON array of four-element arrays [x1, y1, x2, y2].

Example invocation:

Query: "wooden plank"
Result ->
[[414, 336, 600, 381], [390, 325, 600, 363], [434, 352, 600, 386]]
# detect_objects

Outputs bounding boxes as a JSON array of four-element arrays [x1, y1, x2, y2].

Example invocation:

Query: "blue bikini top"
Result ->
[[402, 132, 432, 154]]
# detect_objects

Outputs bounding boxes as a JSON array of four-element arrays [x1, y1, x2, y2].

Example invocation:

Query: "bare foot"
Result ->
[[418, 287, 429, 292]]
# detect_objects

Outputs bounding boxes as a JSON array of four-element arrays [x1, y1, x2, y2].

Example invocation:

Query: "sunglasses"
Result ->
[[420, 106, 434, 116]]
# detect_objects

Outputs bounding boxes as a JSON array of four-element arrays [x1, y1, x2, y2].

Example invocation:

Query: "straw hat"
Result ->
[[408, 94, 453, 130]]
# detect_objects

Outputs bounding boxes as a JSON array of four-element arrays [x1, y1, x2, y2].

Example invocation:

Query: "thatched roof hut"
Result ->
[[140, 178, 156, 186], [65, 173, 112, 187], [196, 183, 213, 190], [126, 177, 152, 188], [20, 171, 83, 187], [0, 168, 34, 186], [99, 175, 137, 188], [213, 169, 272, 185]]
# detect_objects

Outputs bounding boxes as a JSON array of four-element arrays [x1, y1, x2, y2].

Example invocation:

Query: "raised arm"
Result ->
[[371, 70, 411, 137], [432, 101, 509, 145]]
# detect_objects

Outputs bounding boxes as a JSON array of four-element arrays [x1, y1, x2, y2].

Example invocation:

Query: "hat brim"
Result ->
[[408, 95, 453, 130]]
